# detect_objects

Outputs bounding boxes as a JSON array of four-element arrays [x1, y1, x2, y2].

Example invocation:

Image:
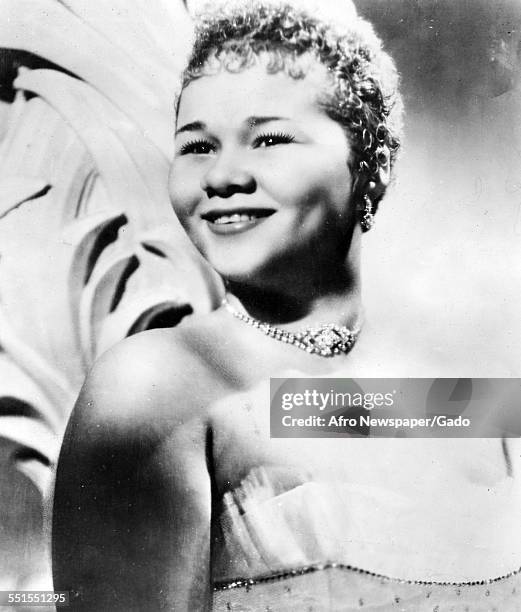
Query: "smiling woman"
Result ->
[[51, 2, 521, 611], [171, 62, 357, 293]]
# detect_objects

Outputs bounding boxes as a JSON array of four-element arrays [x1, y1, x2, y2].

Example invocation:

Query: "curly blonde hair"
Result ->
[[179, 2, 403, 205]]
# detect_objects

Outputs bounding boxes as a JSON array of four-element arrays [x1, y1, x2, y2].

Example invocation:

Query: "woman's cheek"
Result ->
[[169, 170, 199, 218], [260, 161, 314, 206]]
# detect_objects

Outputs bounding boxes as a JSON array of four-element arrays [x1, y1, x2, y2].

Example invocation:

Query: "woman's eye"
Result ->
[[179, 139, 215, 155], [253, 132, 296, 148]]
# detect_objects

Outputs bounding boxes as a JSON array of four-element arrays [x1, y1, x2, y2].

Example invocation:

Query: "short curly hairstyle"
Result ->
[[178, 2, 403, 206]]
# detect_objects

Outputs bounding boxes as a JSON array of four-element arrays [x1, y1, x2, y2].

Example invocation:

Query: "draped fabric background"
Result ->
[[0, 0, 520, 597]]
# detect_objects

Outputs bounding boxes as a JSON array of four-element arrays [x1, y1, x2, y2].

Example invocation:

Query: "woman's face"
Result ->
[[170, 58, 356, 288]]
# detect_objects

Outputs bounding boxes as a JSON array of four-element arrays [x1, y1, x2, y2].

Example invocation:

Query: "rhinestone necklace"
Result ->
[[222, 297, 361, 357]]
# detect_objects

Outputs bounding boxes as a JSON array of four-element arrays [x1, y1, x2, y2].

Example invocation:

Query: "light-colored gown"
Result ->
[[212, 466, 521, 611]]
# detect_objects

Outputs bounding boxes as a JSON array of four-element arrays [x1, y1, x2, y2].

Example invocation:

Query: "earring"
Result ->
[[360, 194, 375, 232]]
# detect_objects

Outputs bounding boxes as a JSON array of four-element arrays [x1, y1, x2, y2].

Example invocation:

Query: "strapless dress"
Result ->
[[212, 467, 521, 611]]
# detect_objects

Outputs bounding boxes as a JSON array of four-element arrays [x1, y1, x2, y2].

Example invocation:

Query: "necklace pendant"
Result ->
[[300, 325, 355, 357]]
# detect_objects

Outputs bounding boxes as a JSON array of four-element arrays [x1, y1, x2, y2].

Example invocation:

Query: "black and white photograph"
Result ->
[[1, 0, 521, 610]]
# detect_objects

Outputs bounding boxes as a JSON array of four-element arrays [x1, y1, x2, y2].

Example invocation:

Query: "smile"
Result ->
[[202, 208, 276, 235]]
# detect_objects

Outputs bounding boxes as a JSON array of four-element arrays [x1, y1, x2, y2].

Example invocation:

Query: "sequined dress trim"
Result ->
[[214, 561, 521, 592]]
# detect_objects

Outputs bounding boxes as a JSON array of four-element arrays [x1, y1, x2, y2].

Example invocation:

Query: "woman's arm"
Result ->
[[52, 333, 213, 611]]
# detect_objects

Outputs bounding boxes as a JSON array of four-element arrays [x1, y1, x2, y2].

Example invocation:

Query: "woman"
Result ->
[[52, 3, 521, 610]]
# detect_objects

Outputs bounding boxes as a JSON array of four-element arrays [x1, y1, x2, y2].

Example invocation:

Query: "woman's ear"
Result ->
[[368, 145, 391, 202]]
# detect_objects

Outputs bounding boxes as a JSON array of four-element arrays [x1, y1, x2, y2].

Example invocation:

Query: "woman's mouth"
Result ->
[[202, 208, 276, 235]]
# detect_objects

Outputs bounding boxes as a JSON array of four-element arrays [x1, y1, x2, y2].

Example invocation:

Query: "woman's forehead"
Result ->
[[176, 57, 332, 128]]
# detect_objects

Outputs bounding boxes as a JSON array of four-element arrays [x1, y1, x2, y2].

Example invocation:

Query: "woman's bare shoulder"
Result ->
[[54, 323, 216, 609], [72, 313, 235, 440]]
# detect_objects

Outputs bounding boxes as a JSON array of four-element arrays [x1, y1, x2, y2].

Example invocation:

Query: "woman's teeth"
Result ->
[[213, 213, 257, 225]]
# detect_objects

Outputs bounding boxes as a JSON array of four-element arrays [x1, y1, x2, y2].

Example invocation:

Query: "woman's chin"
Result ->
[[216, 266, 265, 286], [211, 260, 278, 289], [203, 249, 274, 286]]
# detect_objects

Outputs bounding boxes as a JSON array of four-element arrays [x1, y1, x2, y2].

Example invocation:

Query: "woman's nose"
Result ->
[[200, 152, 256, 198]]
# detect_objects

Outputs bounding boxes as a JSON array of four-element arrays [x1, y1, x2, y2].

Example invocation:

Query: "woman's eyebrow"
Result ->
[[246, 116, 289, 129], [175, 120, 206, 136]]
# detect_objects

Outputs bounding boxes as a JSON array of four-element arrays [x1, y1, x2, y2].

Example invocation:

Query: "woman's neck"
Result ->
[[224, 232, 363, 331], [225, 277, 362, 332]]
